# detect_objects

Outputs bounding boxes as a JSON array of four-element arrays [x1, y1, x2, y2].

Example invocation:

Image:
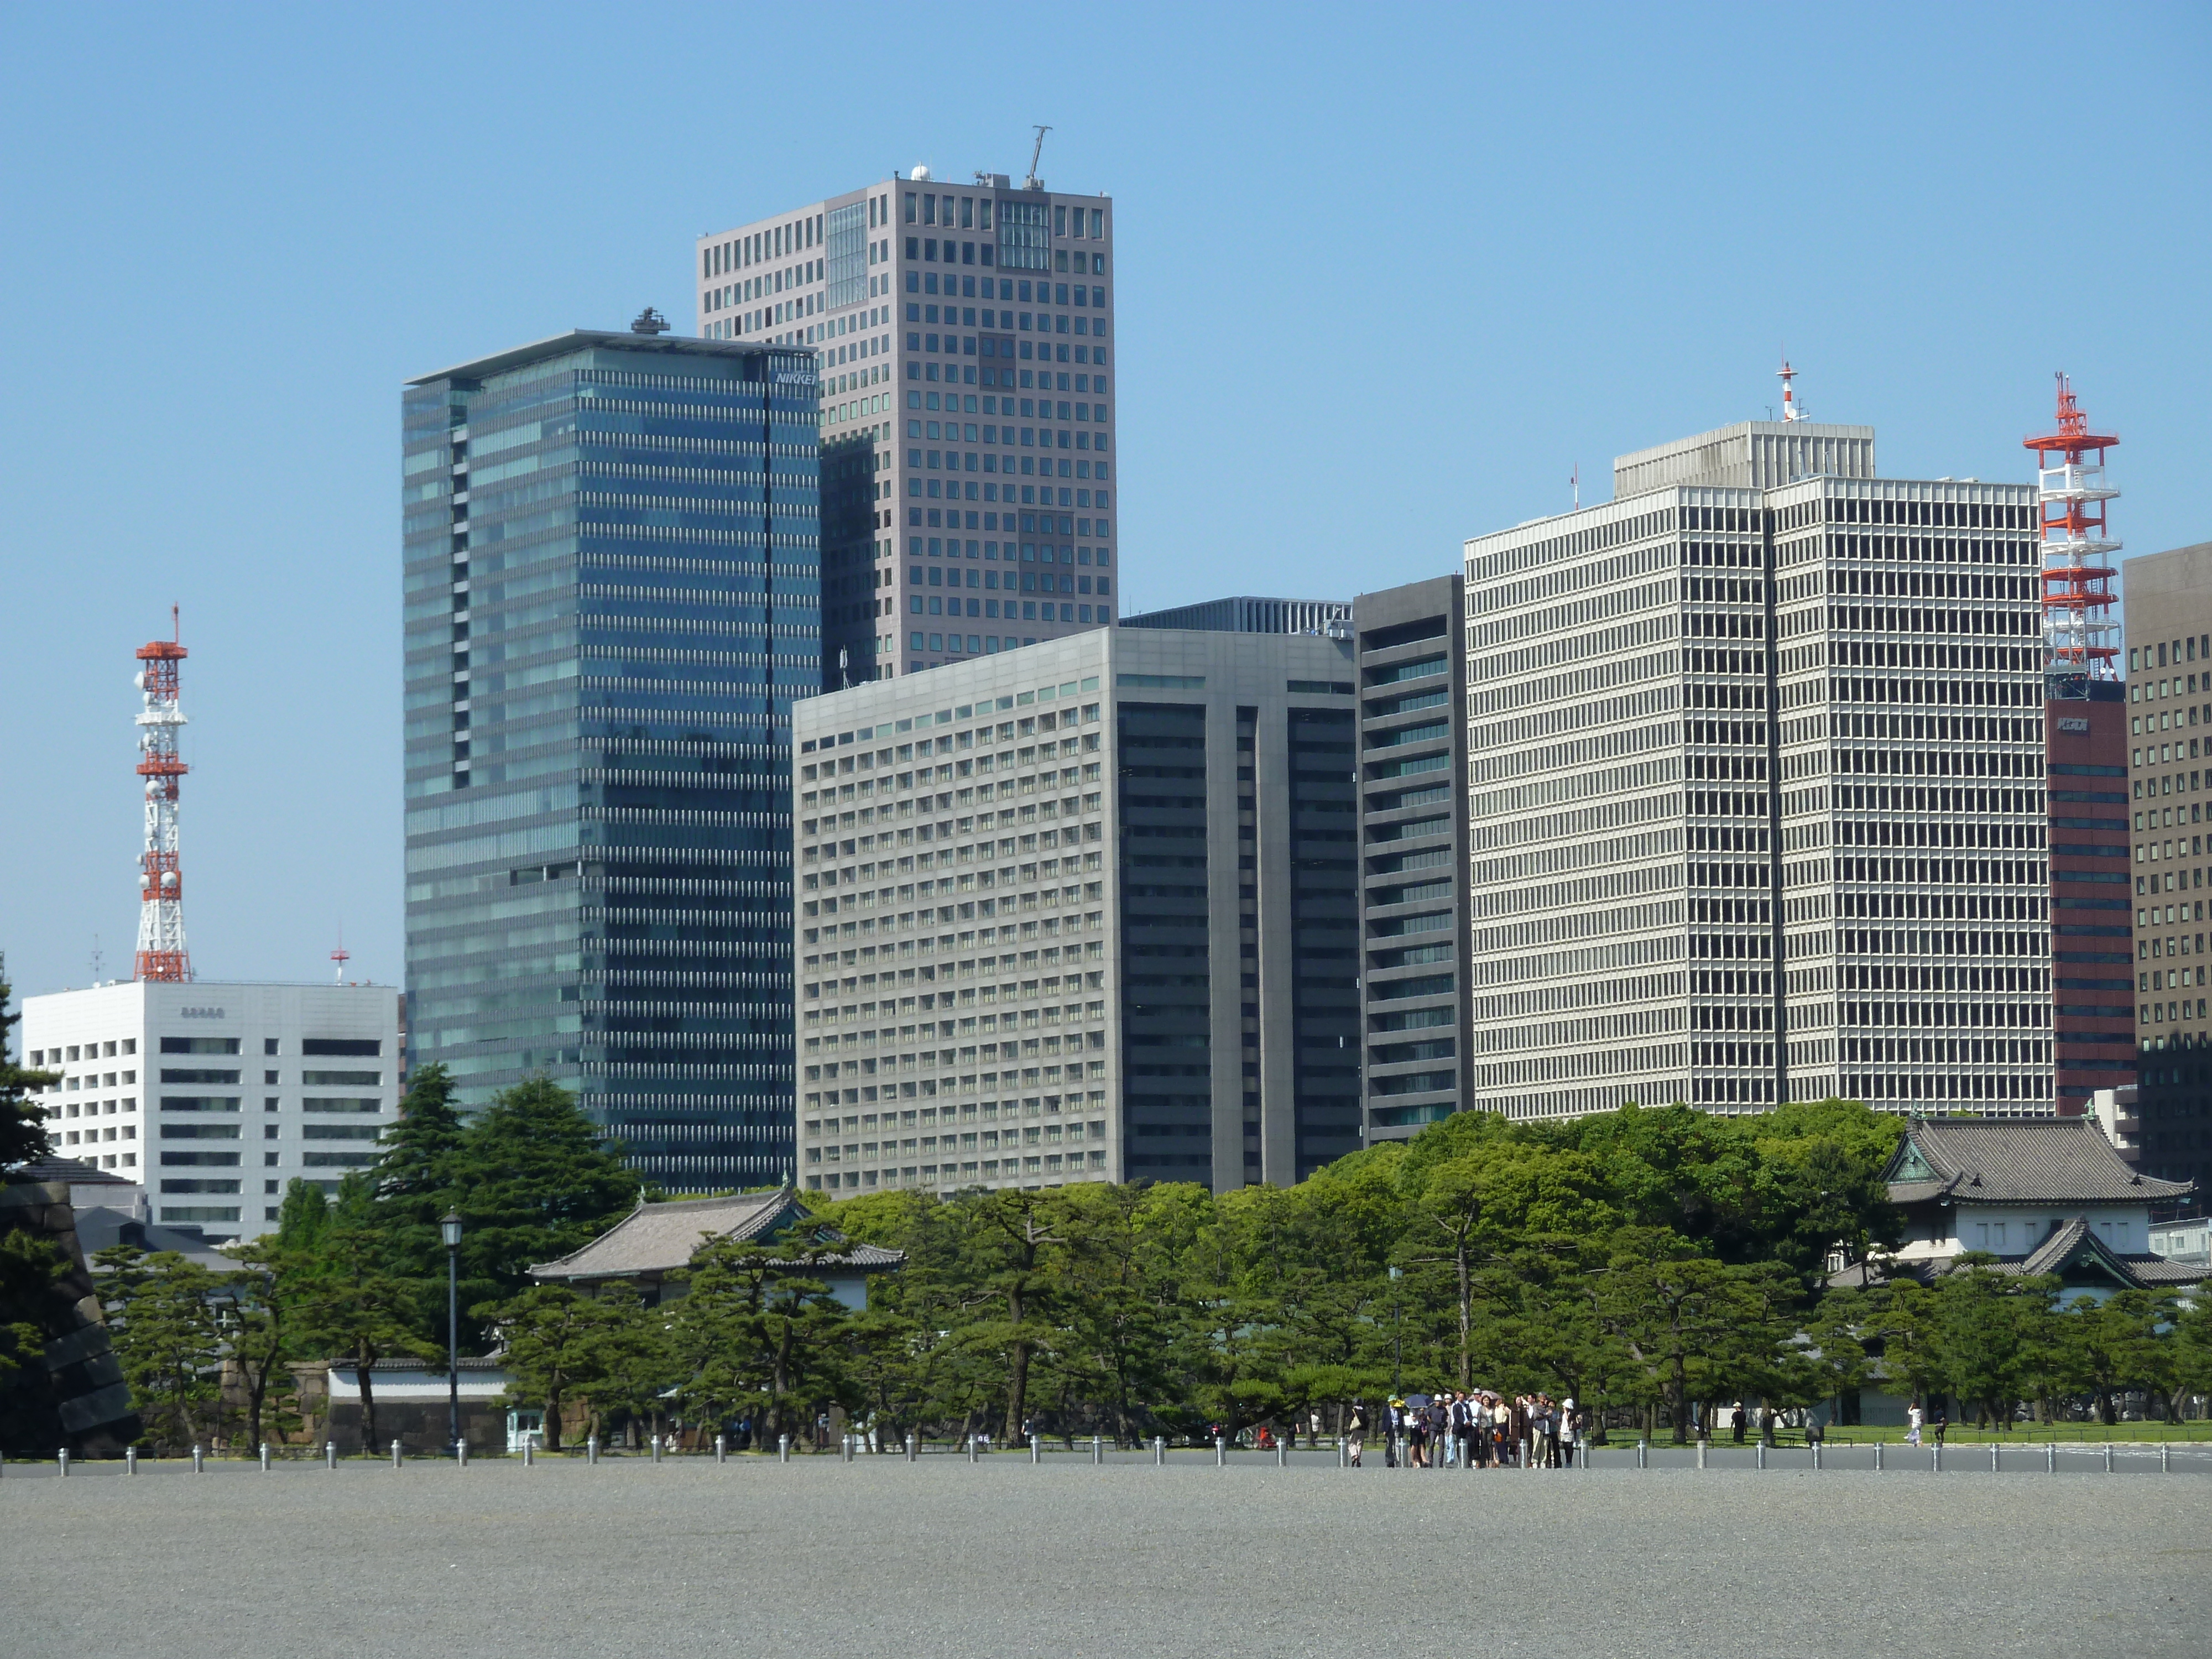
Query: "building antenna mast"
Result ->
[[2025, 372, 2121, 692], [133, 606, 191, 982], [331, 924, 351, 985], [1777, 353, 1803, 423], [1025, 124, 1052, 190]]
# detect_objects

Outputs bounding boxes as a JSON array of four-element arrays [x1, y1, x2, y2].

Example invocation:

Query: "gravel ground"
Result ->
[[4, 1454, 2209, 1658]]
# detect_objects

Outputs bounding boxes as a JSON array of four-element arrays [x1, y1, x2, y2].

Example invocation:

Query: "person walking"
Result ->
[[1730, 1401, 1746, 1444], [1346, 1407, 1366, 1468], [1905, 1402, 1924, 1447], [1931, 1410, 1949, 1448]]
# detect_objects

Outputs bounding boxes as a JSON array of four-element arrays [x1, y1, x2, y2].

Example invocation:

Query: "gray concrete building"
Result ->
[[696, 166, 1117, 688], [1351, 576, 1473, 1143], [1123, 597, 1350, 636], [790, 624, 1359, 1195], [1464, 420, 2053, 1121], [2121, 539, 2212, 1194]]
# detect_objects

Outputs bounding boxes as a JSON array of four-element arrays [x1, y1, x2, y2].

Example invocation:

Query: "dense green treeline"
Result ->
[[18, 1046, 2212, 1452]]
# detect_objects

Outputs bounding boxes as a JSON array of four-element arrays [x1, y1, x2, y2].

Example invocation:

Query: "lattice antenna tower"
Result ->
[[133, 607, 191, 982], [2025, 373, 2121, 693]]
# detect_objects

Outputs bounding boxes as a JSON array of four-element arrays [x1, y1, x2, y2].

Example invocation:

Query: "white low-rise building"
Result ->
[[22, 980, 400, 1243]]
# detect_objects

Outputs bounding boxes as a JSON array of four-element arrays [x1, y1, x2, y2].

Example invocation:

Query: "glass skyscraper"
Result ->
[[402, 325, 820, 1191]]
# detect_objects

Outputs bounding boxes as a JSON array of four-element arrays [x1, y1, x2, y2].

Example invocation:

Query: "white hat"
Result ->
[[1563, 1398, 1575, 1410]]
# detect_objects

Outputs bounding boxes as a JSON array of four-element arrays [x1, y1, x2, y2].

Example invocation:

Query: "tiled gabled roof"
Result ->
[[528, 1187, 904, 1282], [1884, 1117, 2194, 1207]]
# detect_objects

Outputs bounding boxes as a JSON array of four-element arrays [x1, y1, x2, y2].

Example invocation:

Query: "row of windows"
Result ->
[[904, 194, 1103, 240], [702, 212, 824, 276], [902, 242, 1107, 275], [917, 562, 1107, 591], [912, 617, 1103, 647], [906, 284, 1104, 320]]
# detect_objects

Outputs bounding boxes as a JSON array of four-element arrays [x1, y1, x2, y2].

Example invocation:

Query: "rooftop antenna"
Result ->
[[330, 923, 351, 985], [90, 934, 104, 985], [1777, 353, 1803, 423], [2025, 372, 2121, 689], [133, 606, 191, 983], [1024, 124, 1052, 191], [1571, 463, 1579, 510]]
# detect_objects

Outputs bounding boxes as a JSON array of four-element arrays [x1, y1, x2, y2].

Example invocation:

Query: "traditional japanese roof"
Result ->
[[1884, 1117, 2194, 1208], [6, 1154, 135, 1187], [1835, 1214, 2209, 1293], [527, 1187, 904, 1285]]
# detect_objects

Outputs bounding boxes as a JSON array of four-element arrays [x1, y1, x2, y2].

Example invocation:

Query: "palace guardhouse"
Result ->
[[528, 1187, 904, 1309]]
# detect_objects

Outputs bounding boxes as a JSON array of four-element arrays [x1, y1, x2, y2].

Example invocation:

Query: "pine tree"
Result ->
[[445, 1076, 642, 1296], [0, 957, 57, 1172], [366, 1062, 466, 1285]]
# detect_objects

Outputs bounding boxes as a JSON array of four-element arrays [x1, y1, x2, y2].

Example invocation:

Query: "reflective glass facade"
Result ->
[[402, 331, 820, 1190]]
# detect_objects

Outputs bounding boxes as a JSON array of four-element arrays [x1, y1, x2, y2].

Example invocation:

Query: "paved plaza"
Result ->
[[5, 1451, 2210, 1658]]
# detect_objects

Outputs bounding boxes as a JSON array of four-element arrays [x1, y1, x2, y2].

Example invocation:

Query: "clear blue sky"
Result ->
[[3, 2, 2206, 999]]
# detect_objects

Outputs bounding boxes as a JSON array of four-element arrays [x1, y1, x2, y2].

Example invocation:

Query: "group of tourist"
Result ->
[[1344, 1392, 1588, 1469]]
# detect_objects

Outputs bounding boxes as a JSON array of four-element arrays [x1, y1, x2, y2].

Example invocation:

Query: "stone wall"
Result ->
[[0, 1180, 141, 1455]]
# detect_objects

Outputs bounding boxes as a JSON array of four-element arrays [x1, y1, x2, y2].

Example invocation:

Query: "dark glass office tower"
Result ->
[[402, 326, 820, 1191]]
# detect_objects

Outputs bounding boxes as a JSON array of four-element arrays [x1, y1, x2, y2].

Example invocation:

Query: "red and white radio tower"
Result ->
[[2025, 373, 2121, 689], [134, 608, 191, 982]]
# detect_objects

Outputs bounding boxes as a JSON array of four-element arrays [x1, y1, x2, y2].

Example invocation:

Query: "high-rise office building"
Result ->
[[1464, 419, 2053, 1121], [401, 326, 819, 1191], [695, 168, 1117, 687], [2122, 540, 2212, 1193], [1350, 576, 1473, 1144], [788, 624, 1358, 1195]]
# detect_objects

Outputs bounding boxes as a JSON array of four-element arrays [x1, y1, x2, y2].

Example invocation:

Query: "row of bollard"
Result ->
[[18, 1431, 2194, 1474]]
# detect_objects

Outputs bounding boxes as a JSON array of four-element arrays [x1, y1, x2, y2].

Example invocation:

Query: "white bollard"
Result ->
[[58, 1448, 69, 1478], [1153, 1435, 1165, 1465], [1214, 1435, 1226, 1468], [780, 1433, 791, 1464], [259, 1442, 270, 1473], [126, 1447, 138, 1476], [714, 1434, 726, 1465], [524, 1440, 535, 1468], [192, 1444, 206, 1475], [588, 1434, 600, 1466], [906, 1432, 917, 1463], [2046, 1442, 2056, 1474], [1093, 1434, 1103, 1466], [390, 1439, 402, 1469], [1873, 1441, 1884, 1473], [325, 1441, 337, 1470]]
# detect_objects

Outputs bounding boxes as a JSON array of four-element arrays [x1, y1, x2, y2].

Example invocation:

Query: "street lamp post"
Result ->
[[441, 1211, 463, 1458], [1387, 1266, 1403, 1396]]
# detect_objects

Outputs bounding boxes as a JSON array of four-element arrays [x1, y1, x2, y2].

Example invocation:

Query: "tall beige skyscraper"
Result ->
[[696, 164, 1118, 687], [1463, 419, 2055, 1121]]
